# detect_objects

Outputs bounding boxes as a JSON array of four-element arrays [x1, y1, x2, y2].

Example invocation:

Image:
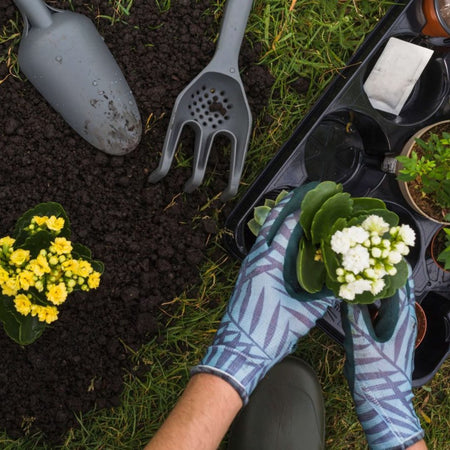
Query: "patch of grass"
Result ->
[[97, 0, 135, 25], [0, 16, 22, 84]]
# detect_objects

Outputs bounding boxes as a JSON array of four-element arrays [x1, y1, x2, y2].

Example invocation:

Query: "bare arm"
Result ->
[[408, 440, 427, 450], [144, 373, 243, 450]]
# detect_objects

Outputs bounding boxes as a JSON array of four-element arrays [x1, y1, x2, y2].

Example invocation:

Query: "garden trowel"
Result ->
[[13, 0, 142, 155]]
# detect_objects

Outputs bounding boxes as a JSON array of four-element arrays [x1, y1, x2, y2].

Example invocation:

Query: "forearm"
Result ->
[[408, 439, 427, 450], [144, 373, 243, 450]]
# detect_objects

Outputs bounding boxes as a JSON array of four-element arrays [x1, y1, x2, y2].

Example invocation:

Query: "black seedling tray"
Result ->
[[224, 0, 450, 387]]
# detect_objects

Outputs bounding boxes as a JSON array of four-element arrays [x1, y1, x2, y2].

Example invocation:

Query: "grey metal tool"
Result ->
[[148, 0, 253, 200], [13, 0, 142, 155]]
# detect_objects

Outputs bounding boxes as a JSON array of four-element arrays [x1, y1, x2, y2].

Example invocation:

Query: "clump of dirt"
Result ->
[[0, 0, 307, 443]]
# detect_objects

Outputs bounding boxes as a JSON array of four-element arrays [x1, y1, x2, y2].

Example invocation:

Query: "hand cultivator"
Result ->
[[148, 0, 254, 200]]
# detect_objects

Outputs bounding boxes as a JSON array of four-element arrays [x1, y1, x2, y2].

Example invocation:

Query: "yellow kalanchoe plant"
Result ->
[[0, 203, 104, 345]]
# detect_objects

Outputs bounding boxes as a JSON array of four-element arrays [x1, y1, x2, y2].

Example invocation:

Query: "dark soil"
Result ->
[[0, 0, 305, 443]]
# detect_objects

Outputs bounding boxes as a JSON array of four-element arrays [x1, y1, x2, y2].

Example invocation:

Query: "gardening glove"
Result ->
[[192, 182, 338, 404], [341, 268, 424, 450]]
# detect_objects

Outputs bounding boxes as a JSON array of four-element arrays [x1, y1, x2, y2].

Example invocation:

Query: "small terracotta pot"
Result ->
[[415, 302, 427, 349], [369, 302, 427, 348], [430, 226, 450, 273], [396, 119, 450, 225]]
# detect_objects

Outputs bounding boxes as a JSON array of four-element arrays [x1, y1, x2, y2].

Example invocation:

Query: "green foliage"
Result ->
[[437, 227, 450, 270], [0, 203, 104, 345], [247, 190, 289, 236], [296, 237, 325, 293], [310, 192, 352, 244], [299, 181, 343, 240], [396, 131, 450, 209]]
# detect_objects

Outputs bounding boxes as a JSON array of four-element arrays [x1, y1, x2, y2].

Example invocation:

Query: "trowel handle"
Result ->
[[14, 0, 53, 29], [214, 0, 254, 68]]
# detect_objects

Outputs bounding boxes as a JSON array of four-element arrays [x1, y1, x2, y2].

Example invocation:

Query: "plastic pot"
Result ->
[[396, 119, 450, 225]]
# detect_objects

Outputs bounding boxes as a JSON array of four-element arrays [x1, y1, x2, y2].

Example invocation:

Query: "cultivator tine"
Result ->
[[221, 128, 251, 201], [184, 128, 216, 193], [148, 116, 186, 183]]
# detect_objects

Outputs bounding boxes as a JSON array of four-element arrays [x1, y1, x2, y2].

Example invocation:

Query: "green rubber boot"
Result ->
[[227, 356, 325, 450]]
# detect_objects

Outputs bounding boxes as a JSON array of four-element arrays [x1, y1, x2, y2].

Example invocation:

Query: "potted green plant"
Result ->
[[430, 226, 450, 272], [249, 181, 416, 303], [0, 202, 104, 345], [395, 119, 450, 225]]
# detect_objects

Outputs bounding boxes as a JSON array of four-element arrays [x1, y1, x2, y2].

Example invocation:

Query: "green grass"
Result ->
[[2, 0, 450, 448]]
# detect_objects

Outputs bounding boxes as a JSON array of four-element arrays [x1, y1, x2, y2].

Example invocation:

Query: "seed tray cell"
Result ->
[[224, 0, 450, 387]]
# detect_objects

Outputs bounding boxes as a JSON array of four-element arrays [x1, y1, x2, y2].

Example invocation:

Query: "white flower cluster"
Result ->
[[330, 215, 415, 301]]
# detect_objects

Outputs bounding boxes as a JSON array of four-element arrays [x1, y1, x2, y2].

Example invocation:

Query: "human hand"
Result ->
[[341, 269, 424, 450], [192, 182, 338, 404]]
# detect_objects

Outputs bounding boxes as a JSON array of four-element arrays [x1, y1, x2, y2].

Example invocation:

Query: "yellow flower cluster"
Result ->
[[28, 215, 65, 233], [0, 216, 102, 324]]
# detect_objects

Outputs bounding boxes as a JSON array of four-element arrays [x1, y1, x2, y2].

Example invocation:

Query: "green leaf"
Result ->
[[351, 290, 376, 304], [324, 273, 340, 298], [352, 197, 386, 213], [321, 241, 340, 282], [0, 296, 45, 345], [72, 243, 92, 259], [263, 199, 276, 209], [90, 259, 105, 274], [20, 230, 52, 258], [299, 181, 343, 239], [330, 217, 348, 235], [310, 192, 353, 244], [17, 314, 46, 345], [247, 218, 260, 237], [382, 259, 409, 299], [296, 237, 325, 293], [275, 190, 289, 204], [254, 205, 271, 226], [437, 246, 450, 270], [349, 208, 399, 228]]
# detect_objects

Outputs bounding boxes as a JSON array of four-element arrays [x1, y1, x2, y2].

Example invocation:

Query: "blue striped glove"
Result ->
[[192, 183, 338, 404], [341, 271, 424, 450]]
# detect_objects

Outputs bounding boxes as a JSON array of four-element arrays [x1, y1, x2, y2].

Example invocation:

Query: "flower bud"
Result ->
[[345, 273, 356, 283], [371, 248, 382, 258], [371, 235, 381, 246], [49, 256, 59, 266]]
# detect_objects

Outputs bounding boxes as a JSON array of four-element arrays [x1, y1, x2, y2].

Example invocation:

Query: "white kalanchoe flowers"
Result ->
[[331, 214, 416, 301], [362, 215, 390, 235], [341, 245, 371, 275]]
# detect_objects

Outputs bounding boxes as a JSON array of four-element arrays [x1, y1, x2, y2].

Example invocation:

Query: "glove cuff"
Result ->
[[369, 429, 424, 450], [191, 345, 274, 405], [191, 365, 248, 404]]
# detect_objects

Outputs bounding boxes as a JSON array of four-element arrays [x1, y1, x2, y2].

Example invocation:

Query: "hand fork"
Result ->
[[148, 0, 253, 201]]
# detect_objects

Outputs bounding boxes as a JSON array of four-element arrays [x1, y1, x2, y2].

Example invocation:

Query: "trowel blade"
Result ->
[[18, 11, 142, 155]]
